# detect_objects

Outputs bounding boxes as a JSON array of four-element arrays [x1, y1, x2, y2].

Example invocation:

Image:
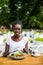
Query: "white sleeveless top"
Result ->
[[6, 36, 28, 53]]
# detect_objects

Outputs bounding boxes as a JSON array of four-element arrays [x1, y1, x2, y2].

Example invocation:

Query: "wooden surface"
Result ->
[[0, 54, 43, 65]]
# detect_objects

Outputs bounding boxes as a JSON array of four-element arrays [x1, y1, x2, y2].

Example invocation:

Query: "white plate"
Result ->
[[31, 53, 40, 57], [9, 51, 27, 60]]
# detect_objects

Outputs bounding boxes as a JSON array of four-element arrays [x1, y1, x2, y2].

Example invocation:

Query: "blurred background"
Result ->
[[0, 0, 43, 29]]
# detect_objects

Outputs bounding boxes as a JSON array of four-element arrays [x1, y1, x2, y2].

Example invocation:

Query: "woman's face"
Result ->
[[13, 24, 22, 36]]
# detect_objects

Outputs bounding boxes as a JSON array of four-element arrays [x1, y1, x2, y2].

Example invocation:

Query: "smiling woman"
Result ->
[[3, 20, 28, 57]]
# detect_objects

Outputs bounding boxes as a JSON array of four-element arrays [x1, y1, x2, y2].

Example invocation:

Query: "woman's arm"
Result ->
[[23, 42, 28, 54], [3, 43, 9, 57]]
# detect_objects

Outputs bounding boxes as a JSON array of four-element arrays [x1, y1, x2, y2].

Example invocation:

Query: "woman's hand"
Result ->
[[3, 51, 9, 57], [3, 52, 9, 57], [23, 48, 28, 54], [3, 43, 9, 57], [23, 42, 28, 54]]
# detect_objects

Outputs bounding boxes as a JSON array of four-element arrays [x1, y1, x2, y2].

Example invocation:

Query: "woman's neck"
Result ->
[[14, 34, 20, 39], [12, 34, 23, 42]]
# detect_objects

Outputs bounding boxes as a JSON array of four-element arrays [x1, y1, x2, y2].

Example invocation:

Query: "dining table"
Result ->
[[0, 54, 43, 65]]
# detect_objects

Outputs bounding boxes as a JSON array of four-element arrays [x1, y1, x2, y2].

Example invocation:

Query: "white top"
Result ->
[[6, 36, 28, 53]]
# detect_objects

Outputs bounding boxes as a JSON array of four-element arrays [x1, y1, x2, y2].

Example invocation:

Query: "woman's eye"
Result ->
[[15, 28, 20, 30], [18, 29, 20, 30]]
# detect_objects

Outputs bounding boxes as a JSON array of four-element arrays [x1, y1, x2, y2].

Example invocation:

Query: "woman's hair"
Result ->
[[12, 20, 23, 30]]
